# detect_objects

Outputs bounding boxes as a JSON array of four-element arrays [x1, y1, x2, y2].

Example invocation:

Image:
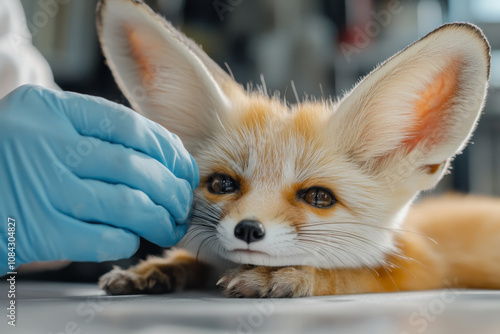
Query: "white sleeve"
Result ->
[[0, 0, 57, 98]]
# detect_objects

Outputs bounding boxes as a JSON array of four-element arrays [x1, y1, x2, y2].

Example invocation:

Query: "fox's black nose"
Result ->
[[234, 220, 265, 243]]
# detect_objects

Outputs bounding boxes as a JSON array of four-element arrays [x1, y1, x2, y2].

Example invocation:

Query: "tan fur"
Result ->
[[220, 196, 500, 297], [97, 0, 498, 298], [100, 194, 500, 296], [317, 195, 500, 295]]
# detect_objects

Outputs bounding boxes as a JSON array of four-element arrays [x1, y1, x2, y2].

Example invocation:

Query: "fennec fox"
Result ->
[[97, 0, 500, 297]]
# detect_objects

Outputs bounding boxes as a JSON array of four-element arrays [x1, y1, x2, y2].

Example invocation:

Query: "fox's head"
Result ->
[[97, 0, 490, 269]]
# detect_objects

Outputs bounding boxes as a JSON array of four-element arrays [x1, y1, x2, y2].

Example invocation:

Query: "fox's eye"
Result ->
[[208, 174, 238, 194], [299, 187, 336, 208]]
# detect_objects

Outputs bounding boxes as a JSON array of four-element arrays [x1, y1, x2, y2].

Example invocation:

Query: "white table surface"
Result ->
[[1, 281, 499, 334]]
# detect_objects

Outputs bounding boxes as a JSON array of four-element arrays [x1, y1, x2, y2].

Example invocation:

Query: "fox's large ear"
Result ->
[[332, 23, 490, 191], [97, 0, 242, 152]]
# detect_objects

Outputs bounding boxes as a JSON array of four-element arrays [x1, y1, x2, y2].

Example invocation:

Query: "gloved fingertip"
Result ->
[[121, 232, 141, 258], [98, 229, 140, 261], [174, 224, 190, 244], [177, 200, 195, 225], [190, 155, 200, 190], [170, 179, 194, 224], [154, 223, 189, 248]]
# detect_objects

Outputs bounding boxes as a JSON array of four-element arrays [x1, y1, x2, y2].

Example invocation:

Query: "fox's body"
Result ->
[[97, 0, 500, 297], [320, 195, 500, 295]]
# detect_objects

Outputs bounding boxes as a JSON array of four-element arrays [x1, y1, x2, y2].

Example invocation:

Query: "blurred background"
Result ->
[[16, 0, 500, 280]]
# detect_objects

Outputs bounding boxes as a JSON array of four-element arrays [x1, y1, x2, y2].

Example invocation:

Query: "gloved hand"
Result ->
[[0, 85, 199, 274]]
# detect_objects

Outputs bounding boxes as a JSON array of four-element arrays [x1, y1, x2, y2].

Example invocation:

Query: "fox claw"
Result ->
[[218, 266, 314, 298]]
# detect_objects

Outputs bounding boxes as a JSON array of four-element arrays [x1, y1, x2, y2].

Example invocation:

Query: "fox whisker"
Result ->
[[298, 221, 436, 243]]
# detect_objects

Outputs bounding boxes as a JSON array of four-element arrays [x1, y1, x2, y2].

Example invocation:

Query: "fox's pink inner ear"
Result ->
[[125, 28, 156, 88], [332, 23, 489, 191], [98, 0, 242, 153], [404, 60, 462, 151]]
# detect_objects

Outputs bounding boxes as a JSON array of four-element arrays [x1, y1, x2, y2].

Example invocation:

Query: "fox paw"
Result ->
[[98, 266, 174, 295], [217, 265, 314, 298]]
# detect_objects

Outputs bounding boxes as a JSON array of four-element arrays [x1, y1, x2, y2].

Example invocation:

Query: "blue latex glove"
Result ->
[[0, 85, 199, 275]]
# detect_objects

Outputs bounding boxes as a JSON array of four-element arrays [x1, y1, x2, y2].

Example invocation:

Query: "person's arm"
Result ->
[[0, 0, 58, 98]]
